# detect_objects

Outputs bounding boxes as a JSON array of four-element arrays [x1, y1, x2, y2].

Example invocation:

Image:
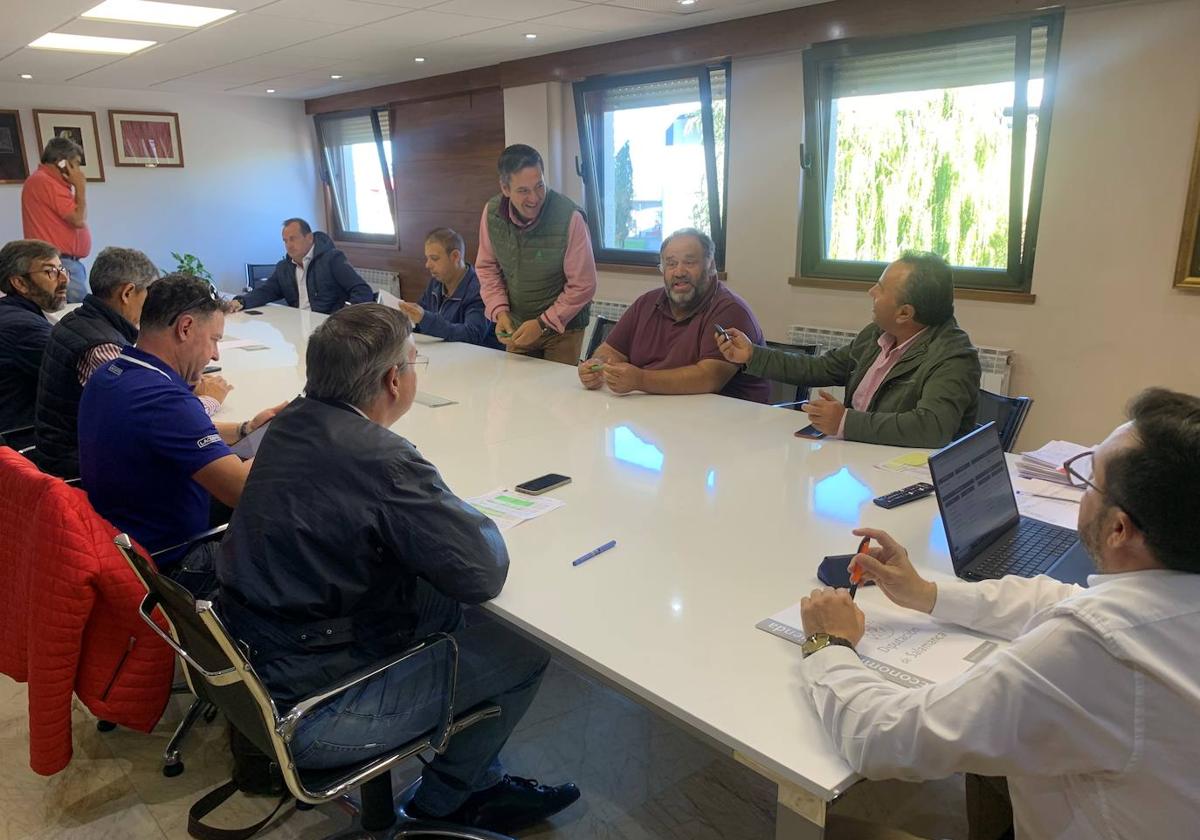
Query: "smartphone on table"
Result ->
[[515, 473, 571, 495], [795, 425, 825, 440]]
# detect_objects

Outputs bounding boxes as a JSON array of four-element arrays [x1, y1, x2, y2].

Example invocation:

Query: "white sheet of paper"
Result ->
[[218, 338, 269, 351], [467, 488, 565, 532], [1013, 477, 1082, 529], [758, 590, 1006, 688], [375, 289, 402, 308]]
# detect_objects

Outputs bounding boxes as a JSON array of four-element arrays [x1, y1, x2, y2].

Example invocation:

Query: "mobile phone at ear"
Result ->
[[515, 473, 571, 495], [795, 425, 825, 440]]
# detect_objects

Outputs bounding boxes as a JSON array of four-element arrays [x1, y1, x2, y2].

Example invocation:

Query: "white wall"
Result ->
[[508, 0, 1200, 449], [0, 83, 321, 294]]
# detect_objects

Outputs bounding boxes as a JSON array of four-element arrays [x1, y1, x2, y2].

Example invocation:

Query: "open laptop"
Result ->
[[928, 423, 1094, 586]]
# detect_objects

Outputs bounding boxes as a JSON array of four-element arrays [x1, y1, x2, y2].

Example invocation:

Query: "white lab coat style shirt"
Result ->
[[800, 570, 1200, 839]]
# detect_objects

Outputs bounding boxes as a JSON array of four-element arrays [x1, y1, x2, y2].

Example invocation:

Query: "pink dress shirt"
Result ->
[[834, 328, 927, 438], [476, 200, 597, 333]]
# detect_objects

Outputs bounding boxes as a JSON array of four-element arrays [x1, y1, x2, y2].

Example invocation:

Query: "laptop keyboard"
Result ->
[[970, 519, 1078, 579]]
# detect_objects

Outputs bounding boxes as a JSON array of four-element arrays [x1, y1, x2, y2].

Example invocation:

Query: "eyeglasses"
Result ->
[[658, 258, 703, 273], [23, 265, 69, 282], [1063, 450, 1148, 534], [398, 354, 429, 372], [167, 283, 222, 326]]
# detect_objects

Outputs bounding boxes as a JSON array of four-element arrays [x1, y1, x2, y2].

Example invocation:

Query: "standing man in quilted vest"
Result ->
[[476, 144, 596, 365]]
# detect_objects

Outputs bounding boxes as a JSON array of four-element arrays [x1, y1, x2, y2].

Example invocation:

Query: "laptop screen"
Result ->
[[929, 423, 1020, 569]]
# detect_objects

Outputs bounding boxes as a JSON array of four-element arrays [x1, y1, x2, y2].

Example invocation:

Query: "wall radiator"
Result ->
[[586, 301, 1013, 395], [359, 268, 401, 298]]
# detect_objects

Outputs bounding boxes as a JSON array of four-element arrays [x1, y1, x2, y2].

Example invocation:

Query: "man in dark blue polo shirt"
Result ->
[[398, 227, 502, 349], [78, 273, 280, 594], [0, 239, 66, 434]]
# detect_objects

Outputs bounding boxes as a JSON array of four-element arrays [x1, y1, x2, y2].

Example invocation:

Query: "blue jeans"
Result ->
[[60, 257, 90, 303], [289, 584, 550, 816]]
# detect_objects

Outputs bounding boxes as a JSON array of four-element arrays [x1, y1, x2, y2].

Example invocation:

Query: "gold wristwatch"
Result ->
[[800, 633, 855, 658]]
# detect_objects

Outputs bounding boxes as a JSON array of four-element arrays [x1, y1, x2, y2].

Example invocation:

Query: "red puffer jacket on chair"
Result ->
[[0, 447, 173, 775]]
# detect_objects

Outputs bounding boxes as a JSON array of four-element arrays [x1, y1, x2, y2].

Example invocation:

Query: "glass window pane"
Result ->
[[582, 74, 712, 253], [710, 67, 728, 226], [317, 111, 394, 237], [824, 34, 1020, 269]]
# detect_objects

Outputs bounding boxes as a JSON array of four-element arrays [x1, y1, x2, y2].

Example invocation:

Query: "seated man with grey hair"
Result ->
[[216, 304, 581, 833], [35, 246, 232, 479], [718, 250, 981, 447], [578, 227, 769, 402], [0, 239, 66, 435]]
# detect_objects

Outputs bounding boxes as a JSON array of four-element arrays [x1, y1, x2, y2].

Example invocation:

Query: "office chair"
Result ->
[[763, 341, 818, 409], [582, 316, 618, 361], [116, 534, 514, 839], [244, 264, 277, 293], [0, 424, 37, 458], [975, 390, 1033, 452]]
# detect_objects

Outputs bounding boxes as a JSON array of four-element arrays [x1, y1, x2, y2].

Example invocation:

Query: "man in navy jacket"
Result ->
[[400, 227, 502, 349], [231, 218, 373, 314]]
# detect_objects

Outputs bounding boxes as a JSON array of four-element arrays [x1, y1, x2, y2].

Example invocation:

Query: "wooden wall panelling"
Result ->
[[388, 88, 505, 302]]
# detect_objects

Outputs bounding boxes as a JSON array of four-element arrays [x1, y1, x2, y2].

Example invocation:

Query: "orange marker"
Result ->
[[848, 536, 870, 600]]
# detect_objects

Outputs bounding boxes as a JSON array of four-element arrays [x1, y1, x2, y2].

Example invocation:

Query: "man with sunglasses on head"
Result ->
[[0, 239, 67, 435], [78, 274, 282, 596], [795, 387, 1200, 839]]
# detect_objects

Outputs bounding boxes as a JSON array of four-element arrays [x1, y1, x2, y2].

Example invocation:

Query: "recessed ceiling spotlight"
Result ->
[[678, 0, 697, 5], [414, 57, 425, 62], [330, 74, 342, 79], [524, 32, 537, 39], [266, 88, 275, 93], [20, 73, 33, 79]]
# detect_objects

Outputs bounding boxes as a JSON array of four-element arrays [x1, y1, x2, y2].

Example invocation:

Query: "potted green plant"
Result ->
[[171, 251, 213, 283]]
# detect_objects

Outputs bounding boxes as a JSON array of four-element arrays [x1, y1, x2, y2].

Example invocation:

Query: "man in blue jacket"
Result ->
[[399, 227, 502, 349], [231, 218, 373, 314]]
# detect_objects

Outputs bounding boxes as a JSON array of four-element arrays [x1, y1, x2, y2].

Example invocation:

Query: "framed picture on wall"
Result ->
[[109, 110, 184, 168], [1174, 118, 1200, 290], [0, 110, 30, 183], [32, 109, 105, 182]]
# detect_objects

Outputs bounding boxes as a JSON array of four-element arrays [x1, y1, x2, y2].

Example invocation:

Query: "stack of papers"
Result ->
[[759, 591, 1005, 688], [875, 451, 930, 476], [1018, 440, 1089, 485], [467, 488, 565, 532]]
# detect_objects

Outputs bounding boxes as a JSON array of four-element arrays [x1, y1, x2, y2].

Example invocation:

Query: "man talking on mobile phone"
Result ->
[[21, 137, 91, 303]]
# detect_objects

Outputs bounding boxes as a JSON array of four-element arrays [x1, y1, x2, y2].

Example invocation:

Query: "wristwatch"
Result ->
[[800, 632, 856, 658], [536, 316, 555, 337]]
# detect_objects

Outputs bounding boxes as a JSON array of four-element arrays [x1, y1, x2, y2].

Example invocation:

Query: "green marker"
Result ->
[[589, 363, 604, 371]]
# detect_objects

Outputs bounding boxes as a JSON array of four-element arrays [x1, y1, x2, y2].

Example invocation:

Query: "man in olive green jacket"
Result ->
[[717, 251, 980, 448]]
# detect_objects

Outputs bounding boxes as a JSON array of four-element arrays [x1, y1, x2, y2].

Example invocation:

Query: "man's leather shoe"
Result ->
[[408, 775, 581, 833]]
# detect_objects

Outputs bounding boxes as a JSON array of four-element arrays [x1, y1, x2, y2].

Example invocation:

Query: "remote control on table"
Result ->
[[873, 482, 935, 509]]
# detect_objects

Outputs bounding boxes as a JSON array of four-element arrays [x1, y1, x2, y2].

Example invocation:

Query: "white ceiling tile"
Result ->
[[0, 47, 119, 84], [425, 0, 588, 21], [247, 0, 409, 27], [454, 21, 598, 50], [534, 5, 676, 32]]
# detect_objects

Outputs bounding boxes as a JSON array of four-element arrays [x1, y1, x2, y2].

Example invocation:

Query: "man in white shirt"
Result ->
[[797, 386, 1200, 840]]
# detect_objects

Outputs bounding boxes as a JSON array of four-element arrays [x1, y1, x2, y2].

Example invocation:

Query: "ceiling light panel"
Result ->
[[29, 33, 156, 54], [82, 0, 235, 28]]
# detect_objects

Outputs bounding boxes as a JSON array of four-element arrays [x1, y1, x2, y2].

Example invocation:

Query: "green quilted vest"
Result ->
[[485, 189, 591, 331]]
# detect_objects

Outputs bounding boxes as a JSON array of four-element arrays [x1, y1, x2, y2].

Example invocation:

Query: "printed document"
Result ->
[[467, 488, 565, 532], [758, 589, 1005, 689]]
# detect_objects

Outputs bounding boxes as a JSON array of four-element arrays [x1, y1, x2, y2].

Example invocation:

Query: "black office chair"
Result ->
[[582, 316, 618, 361], [115, 533, 513, 839], [975, 390, 1033, 452], [762, 341, 818, 409], [0, 424, 37, 458], [245, 264, 277, 293]]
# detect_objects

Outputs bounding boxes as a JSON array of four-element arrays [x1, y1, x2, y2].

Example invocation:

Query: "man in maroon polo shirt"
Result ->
[[578, 228, 768, 403]]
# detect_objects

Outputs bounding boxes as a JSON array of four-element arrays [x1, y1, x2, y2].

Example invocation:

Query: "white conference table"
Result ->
[[214, 305, 988, 839]]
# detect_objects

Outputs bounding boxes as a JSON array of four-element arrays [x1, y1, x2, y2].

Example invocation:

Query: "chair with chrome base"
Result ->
[[115, 533, 515, 840]]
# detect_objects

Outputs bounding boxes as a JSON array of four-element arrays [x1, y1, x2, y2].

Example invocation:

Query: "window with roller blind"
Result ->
[[574, 63, 730, 269], [314, 108, 395, 243], [798, 14, 1063, 292]]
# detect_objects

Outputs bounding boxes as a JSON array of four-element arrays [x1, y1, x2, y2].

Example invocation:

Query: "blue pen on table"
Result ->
[[572, 540, 617, 567]]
